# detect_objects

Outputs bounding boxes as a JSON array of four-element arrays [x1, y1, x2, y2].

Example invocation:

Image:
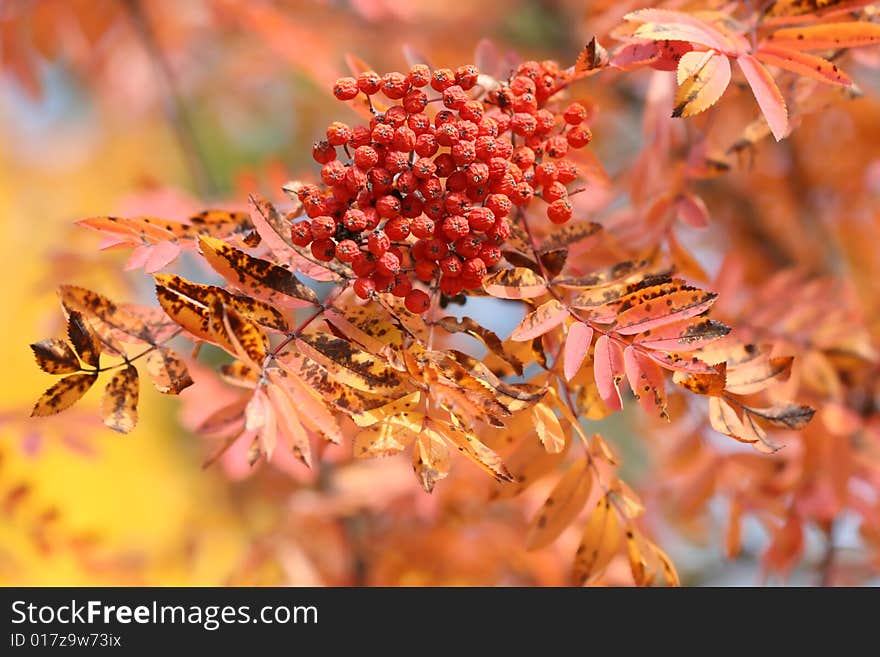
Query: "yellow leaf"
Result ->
[[532, 402, 566, 453], [31, 372, 98, 417], [30, 339, 80, 374], [483, 267, 548, 299], [198, 235, 318, 308], [353, 413, 423, 458], [413, 428, 451, 493], [673, 50, 732, 118], [573, 494, 622, 585], [510, 299, 569, 341], [144, 347, 193, 395], [492, 429, 568, 500], [295, 334, 407, 396], [434, 418, 512, 482], [101, 365, 139, 434], [526, 459, 593, 550], [352, 392, 422, 427], [66, 310, 101, 368]]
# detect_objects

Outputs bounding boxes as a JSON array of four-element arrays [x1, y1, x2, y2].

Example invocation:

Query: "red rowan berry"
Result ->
[[486, 193, 512, 217], [368, 167, 393, 193], [312, 139, 336, 164], [446, 170, 468, 193], [513, 92, 538, 113], [413, 134, 437, 159], [535, 162, 558, 186], [310, 215, 336, 239], [357, 71, 382, 95], [547, 198, 573, 224], [395, 170, 418, 195], [344, 166, 368, 193], [564, 102, 587, 125], [376, 195, 401, 219], [413, 259, 436, 282], [467, 206, 495, 232], [407, 113, 432, 134], [371, 123, 394, 145], [290, 221, 313, 246], [543, 181, 568, 203], [424, 238, 449, 261], [465, 162, 490, 187], [335, 239, 361, 262], [413, 157, 437, 179], [455, 65, 479, 89], [511, 76, 536, 96], [400, 195, 424, 218], [423, 199, 445, 220], [350, 125, 372, 148], [372, 273, 394, 292], [486, 110, 511, 133], [363, 206, 380, 230], [367, 231, 391, 256], [431, 68, 455, 91], [407, 64, 431, 88], [385, 105, 408, 126], [455, 234, 483, 258], [556, 160, 580, 183], [343, 208, 368, 232], [434, 109, 457, 126], [442, 215, 470, 241], [326, 121, 352, 146], [435, 123, 460, 147], [391, 274, 412, 298], [381, 72, 408, 99], [486, 218, 511, 245], [405, 289, 431, 313], [354, 145, 379, 170], [442, 84, 468, 110], [451, 141, 476, 166], [434, 153, 456, 177], [354, 277, 376, 299], [475, 136, 498, 161], [511, 113, 537, 137], [385, 216, 411, 240], [403, 89, 428, 114], [440, 255, 462, 277], [459, 100, 484, 123], [512, 146, 536, 170], [439, 276, 464, 296], [456, 120, 478, 142], [567, 125, 592, 148], [411, 216, 435, 239], [444, 193, 470, 215], [392, 126, 416, 152], [419, 177, 444, 201], [494, 138, 514, 159], [333, 77, 359, 100], [479, 243, 502, 266], [534, 109, 556, 135], [352, 253, 376, 277], [311, 238, 336, 261], [321, 160, 346, 186], [376, 251, 401, 275], [511, 181, 534, 206], [462, 257, 487, 280], [384, 150, 410, 174], [545, 135, 569, 159]]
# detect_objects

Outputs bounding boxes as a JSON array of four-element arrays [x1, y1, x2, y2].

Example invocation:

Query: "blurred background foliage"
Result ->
[[2, 0, 879, 585]]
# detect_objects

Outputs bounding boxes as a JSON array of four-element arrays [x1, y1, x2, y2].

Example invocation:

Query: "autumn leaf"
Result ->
[[295, 333, 407, 396], [563, 321, 593, 381], [541, 221, 603, 252], [624, 9, 745, 54], [532, 402, 566, 453], [526, 459, 593, 550], [265, 375, 313, 467], [483, 267, 548, 299], [675, 193, 710, 228], [742, 402, 815, 429], [66, 310, 101, 368], [673, 364, 727, 396], [575, 36, 609, 73], [624, 346, 669, 419], [673, 50, 732, 118], [30, 339, 81, 374], [510, 299, 569, 341], [645, 350, 720, 375], [144, 347, 193, 394], [767, 21, 880, 50], [725, 355, 794, 394], [31, 372, 98, 417], [413, 428, 451, 493], [755, 45, 852, 86], [434, 419, 512, 482], [198, 235, 318, 308], [593, 334, 625, 411], [437, 316, 523, 375], [101, 365, 139, 433], [354, 413, 422, 458], [634, 317, 730, 351], [493, 430, 568, 499], [612, 288, 718, 335], [59, 285, 156, 344], [573, 493, 622, 586], [737, 54, 789, 141]]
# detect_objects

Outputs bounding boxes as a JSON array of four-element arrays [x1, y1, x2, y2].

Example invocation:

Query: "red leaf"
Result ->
[[624, 346, 669, 419], [737, 54, 789, 141], [593, 334, 625, 411], [755, 45, 852, 87], [564, 321, 594, 381]]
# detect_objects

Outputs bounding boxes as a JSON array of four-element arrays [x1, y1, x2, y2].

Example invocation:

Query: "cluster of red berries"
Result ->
[[289, 59, 592, 313]]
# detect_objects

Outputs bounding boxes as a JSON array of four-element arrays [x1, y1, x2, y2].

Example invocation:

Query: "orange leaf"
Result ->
[[634, 317, 730, 351], [624, 346, 669, 420], [737, 54, 789, 141], [532, 402, 566, 454], [510, 299, 569, 341], [526, 459, 593, 550], [413, 428, 451, 493], [573, 494, 622, 585], [755, 45, 852, 86], [613, 289, 718, 335], [101, 365, 139, 434], [625, 9, 744, 54], [31, 372, 98, 417], [593, 334, 625, 411], [30, 339, 80, 375], [483, 267, 548, 299], [767, 21, 880, 50]]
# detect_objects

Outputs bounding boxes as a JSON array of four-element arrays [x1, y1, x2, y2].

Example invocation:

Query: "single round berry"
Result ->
[[354, 145, 379, 170], [352, 253, 376, 276], [357, 71, 382, 95], [401, 288, 430, 315], [335, 239, 361, 262], [563, 102, 587, 125], [333, 77, 359, 100], [311, 238, 336, 261], [440, 255, 462, 277], [376, 251, 401, 275], [343, 208, 368, 232], [368, 231, 391, 256], [312, 139, 336, 164], [547, 198, 573, 224], [411, 216, 435, 239], [354, 277, 376, 300], [310, 215, 337, 240], [442, 215, 470, 241], [467, 207, 495, 233], [290, 221, 313, 247], [385, 217, 411, 240]]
